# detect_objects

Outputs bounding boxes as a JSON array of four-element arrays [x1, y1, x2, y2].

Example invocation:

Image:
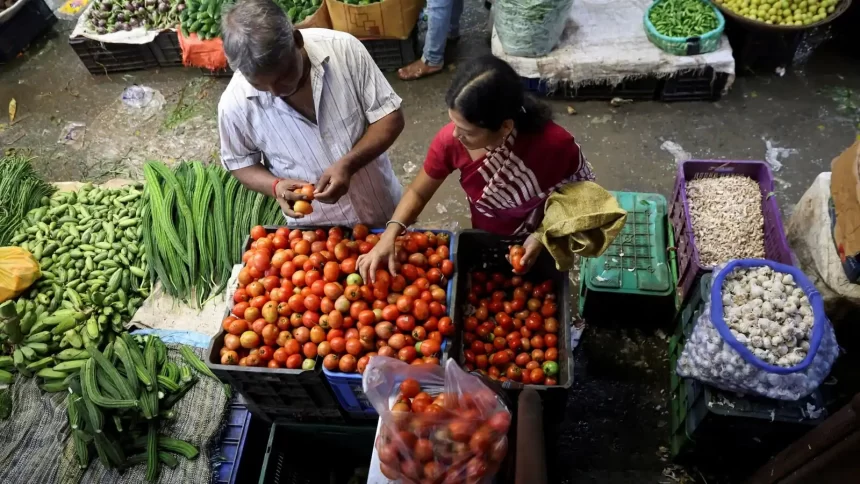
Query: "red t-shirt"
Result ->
[[423, 121, 594, 235]]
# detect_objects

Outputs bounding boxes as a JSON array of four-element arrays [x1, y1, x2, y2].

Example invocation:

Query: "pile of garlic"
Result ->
[[687, 175, 766, 267], [721, 266, 813, 367]]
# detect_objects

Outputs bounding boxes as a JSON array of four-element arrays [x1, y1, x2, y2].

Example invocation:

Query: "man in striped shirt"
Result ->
[[218, 0, 405, 227]]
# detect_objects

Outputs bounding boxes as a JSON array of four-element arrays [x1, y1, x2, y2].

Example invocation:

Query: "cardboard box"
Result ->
[[326, 0, 423, 40], [830, 140, 860, 281], [296, 2, 333, 30]]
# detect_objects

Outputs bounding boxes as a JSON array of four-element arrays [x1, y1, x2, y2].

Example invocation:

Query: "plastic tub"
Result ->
[[321, 228, 456, 419], [449, 230, 573, 422], [669, 160, 792, 305]]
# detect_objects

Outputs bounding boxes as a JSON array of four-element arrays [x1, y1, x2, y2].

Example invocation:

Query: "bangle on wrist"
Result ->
[[386, 220, 408, 235], [272, 179, 282, 198]]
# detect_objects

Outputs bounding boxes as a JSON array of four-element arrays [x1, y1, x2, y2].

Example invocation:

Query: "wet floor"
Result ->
[[2, 3, 860, 483]]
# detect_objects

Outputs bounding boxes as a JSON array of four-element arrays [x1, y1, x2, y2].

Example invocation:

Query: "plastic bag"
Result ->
[[364, 357, 511, 483], [494, 0, 573, 57], [0, 247, 41, 303], [676, 259, 839, 400]]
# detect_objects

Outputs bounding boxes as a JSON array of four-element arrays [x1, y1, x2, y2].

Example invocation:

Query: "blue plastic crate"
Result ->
[[213, 401, 253, 484], [322, 228, 456, 419]]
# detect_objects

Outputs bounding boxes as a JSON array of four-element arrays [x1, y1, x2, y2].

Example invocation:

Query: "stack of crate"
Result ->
[[666, 160, 826, 461]]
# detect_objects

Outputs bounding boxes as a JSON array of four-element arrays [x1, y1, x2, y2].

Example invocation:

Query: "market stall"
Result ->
[[0, 148, 853, 482], [68, 0, 422, 74]]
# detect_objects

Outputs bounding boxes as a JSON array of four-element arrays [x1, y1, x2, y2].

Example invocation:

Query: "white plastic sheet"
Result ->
[[491, 0, 736, 89]]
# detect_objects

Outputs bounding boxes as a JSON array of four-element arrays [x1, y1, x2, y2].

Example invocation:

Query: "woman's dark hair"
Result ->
[[446, 55, 552, 134]]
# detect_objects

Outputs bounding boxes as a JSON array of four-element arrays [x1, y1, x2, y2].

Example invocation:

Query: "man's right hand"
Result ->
[[274, 179, 311, 219]]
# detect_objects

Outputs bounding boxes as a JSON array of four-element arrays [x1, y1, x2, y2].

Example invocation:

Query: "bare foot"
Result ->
[[397, 60, 443, 81]]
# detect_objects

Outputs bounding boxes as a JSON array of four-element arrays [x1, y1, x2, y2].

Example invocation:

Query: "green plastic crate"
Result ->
[[578, 192, 674, 316]]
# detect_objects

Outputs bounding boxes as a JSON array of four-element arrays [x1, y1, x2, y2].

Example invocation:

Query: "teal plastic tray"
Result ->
[[582, 192, 673, 297]]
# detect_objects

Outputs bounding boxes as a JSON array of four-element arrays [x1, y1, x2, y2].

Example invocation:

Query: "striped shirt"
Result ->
[[218, 28, 403, 227]]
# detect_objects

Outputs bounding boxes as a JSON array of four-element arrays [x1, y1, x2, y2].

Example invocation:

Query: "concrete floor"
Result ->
[[2, 3, 860, 483]]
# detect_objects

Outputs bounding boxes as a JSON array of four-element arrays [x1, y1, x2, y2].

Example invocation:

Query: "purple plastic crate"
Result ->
[[669, 160, 792, 304]]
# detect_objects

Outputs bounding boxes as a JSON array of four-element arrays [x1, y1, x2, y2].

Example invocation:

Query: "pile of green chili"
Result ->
[[649, 0, 719, 38]]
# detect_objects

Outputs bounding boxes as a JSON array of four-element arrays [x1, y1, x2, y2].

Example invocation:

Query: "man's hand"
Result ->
[[275, 179, 311, 218], [315, 162, 351, 204]]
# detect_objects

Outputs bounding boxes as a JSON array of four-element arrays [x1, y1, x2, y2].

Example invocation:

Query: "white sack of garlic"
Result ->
[[676, 261, 839, 401]]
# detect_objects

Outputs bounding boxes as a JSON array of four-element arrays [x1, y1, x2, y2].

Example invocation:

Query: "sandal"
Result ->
[[397, 60, 443, 81]]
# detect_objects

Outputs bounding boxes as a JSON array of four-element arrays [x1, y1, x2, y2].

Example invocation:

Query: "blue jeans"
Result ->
[[422, 0, 464, 67]]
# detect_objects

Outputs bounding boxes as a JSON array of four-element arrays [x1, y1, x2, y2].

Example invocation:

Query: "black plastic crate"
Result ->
[[0, 0, 56, 64], [70, 36, 159, 75], [207, 321, 345, 424], [360, 29, 419, 72], [522, 76, 660, 101], [201, 67, 235, 78], [660, 68, 729, 102], [259, 422, 376, 484], [449, 229, 573, 423], [523, 68, 727, 102], [151, 30, 183, 68]]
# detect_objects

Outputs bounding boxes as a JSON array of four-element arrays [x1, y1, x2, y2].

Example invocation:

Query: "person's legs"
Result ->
[[398, 0, 452, 80], [422, 0, 455, 67], [449, 0, 464, 40]]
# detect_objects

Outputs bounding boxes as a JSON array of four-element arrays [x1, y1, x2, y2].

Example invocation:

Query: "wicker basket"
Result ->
[[645, 0, 726, 56], [712, 0, 852, 32]]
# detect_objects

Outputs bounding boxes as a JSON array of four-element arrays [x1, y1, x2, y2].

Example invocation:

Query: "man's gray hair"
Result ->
[[221, 0, 296, 77]]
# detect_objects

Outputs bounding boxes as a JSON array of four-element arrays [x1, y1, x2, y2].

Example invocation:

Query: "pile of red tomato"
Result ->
[[462, 271, 563, 385], [217, 225, 456, 373], [376, 378, 511, 483]]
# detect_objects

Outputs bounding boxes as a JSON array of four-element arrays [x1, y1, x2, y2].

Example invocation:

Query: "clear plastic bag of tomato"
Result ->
[[364, 356, 512, 483]]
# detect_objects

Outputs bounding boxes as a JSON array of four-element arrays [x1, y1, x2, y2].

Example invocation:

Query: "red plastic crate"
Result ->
[[669, 160, 792, 304]]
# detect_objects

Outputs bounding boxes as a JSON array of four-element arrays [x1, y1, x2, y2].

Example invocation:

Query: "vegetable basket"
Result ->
[[669, 160, 792, 305], [644, 0, 726, 56], [712, 0, 852, 32], [322, 228, 456, 420]]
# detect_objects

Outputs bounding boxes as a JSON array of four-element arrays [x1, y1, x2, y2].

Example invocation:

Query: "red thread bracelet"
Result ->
[[272, 178, 282, 198]]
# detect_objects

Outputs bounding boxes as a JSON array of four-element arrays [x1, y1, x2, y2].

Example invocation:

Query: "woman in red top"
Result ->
[[358, 56, 594, 281]]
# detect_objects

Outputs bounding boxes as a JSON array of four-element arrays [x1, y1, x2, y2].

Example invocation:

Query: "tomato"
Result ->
[[250, 225, 267, 240], [395, 314, 416, 332], [505, 365, 522, 381], [276, 330, 292, 346], [345, 338, 363, 356], [542, 360, 559, 378], [529, 368, 545, 384], [398, 346, 418, 362], [301, 311, 319, 328], [515, 352, 531, 367], [545, 347, 559, 361], [530, 335, 545, 350], [339, 354, 357, 372], [419, 339, 441, 357], [349, 223, 368, 241], [412, 299, 429, 321], [372, 322, 392, 341], [303, 294, 321, 312], [399, 378, 421, 398], [470, 427, 493, 453], [239, 331, 260, 349], [321, 354, 339, 371], [340, 257, 358, 274], [491, 351, 511, 366], [438, 317, 454, 336], [224, 334, 241, 351]]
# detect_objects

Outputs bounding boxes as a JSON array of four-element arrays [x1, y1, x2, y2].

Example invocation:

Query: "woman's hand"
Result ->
[[357, 232, 399, 284], [512, 234, 544, 275]]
